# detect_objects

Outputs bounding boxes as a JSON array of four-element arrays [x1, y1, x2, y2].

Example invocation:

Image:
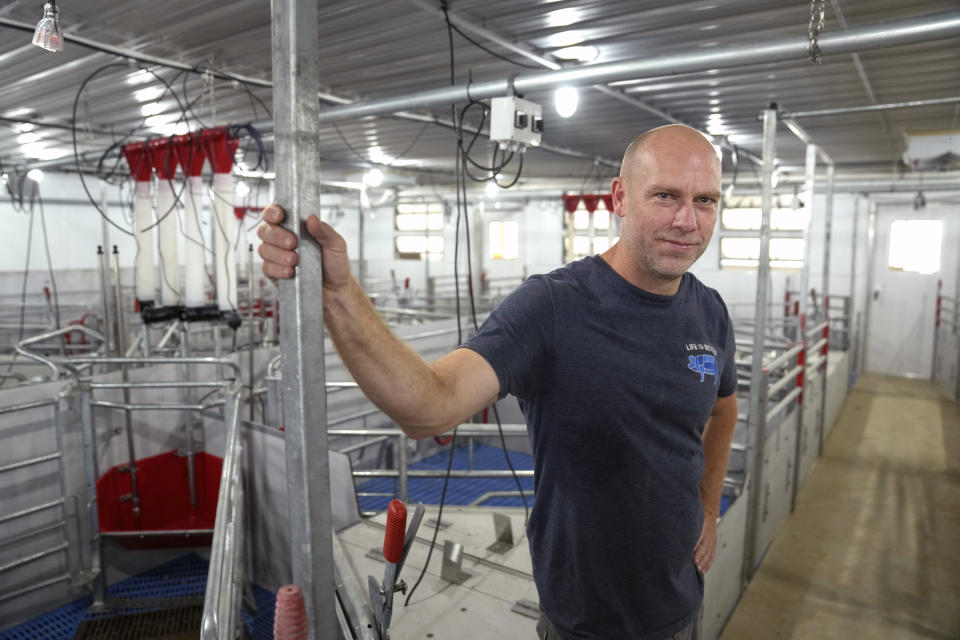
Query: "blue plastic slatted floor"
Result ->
[[356, 443, 535, 512], [0, 553, 276, 640]]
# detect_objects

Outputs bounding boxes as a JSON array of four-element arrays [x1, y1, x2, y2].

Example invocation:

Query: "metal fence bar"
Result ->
[[0, 398, 57, 415], [0, 451, 61, 474], [0, 499, 64, 526], [201, 390, 245, 639], [0, 543, 69, 575]]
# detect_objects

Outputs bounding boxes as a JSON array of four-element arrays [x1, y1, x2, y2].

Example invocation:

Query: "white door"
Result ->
[[865, 204, 958, 378]]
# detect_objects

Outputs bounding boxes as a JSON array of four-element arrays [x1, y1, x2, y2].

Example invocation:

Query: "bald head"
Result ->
[[619, 125, 721, 180]]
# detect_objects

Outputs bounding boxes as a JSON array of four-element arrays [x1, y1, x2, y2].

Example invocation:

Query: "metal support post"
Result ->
[[96, 246, 114, 358], [78, 384, 105, 608], [743, 106, 777, 582], [112, 247, 141, 520], [180, 321, 197, 509], [861, 202, 878, 375], [799, 144, 817, 322], [819, 164, 834, 455], [357, 191, 366, 288], [271, 1, 337, 638], [248, 244, 256, 421], [141, 323, 152, 358], [849, 196, 860, 382], [397, 433, 409, 503], [933, 280, 942, 381]]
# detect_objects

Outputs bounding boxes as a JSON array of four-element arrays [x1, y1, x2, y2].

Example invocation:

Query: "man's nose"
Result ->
[[672, 201, 698, 231]]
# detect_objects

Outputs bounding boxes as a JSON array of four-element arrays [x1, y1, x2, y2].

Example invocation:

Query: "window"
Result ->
[[567, 200, 617, 261], [395, 235, 443, 261], [719, 198, 806, 270], [489, 220, 519, 260], [888, 219, 942, 275], [720, 238, 804, 269], [395, 201, 444, 260], [721, 207, 809, 231]]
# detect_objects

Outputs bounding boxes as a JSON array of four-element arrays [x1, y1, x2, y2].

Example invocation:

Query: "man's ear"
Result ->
[[610, 177, 627, 219]]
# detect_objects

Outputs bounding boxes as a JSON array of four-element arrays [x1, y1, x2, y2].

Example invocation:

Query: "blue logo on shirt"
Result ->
[[688, 354, 718, 385]]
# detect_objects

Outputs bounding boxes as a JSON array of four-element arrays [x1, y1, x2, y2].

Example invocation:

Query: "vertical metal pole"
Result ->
[[180, 321, 197, 509], [798, 144, 817, 322], [97, 247, 114, 358], [397, 434, 409, 503], [248, 244, 256, 421], [141, 324, 152, 358], [819, 165, 834, 455], [743, 106, 777, 582], [861, 202, 878, 375], [849, 196, 860, 380], [271, 1, 336, 638], [112, 247, 141, 520], [79, 385, 105, 609], [358, 191, 366, 289], [932, 280, 942, 382]]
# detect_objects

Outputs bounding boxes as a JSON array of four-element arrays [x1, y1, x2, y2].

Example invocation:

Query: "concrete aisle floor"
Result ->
[[721, 375, 960, 640]]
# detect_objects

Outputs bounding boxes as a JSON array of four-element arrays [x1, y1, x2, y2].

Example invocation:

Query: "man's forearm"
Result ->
[[699, 396, 738, 519], [322, 277, 457, 436]]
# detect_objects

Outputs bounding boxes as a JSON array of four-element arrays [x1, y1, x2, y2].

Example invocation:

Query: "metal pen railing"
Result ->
[[201, 386, 246, 640]]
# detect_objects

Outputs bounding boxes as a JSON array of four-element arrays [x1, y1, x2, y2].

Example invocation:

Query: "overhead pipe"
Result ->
[[404, 0, 761, 166], [122, 142, 156, 306], [782, 95, 960, 119], [311, 12, 960, 124]]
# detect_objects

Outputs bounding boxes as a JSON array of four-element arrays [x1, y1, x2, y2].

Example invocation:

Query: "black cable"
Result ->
[[447, 21, 542, 70], [36, 191, 61, 332]]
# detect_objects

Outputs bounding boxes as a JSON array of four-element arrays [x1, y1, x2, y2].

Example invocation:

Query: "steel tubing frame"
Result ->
[[201, 388, 246, 639], [312, 12, 960, 124], [742, 106, 777, 582], [270, 1, 337, 638]]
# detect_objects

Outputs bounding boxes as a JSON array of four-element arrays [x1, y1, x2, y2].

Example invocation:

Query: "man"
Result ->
[[258, 124, 738, 640]]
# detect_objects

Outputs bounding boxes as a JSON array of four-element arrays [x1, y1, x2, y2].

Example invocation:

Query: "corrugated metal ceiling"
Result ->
[[0, 0, 957, 186]]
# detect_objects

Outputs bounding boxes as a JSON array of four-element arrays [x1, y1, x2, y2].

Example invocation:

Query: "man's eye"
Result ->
[[696, 197, 716, 205], [656, 192, 672, 200]]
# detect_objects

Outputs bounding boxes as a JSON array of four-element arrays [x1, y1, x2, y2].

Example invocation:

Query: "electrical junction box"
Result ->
[[489, 96, 543, 152]]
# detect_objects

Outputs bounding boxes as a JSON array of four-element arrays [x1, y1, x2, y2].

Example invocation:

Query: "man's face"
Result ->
[[611, 138, 721, 284]]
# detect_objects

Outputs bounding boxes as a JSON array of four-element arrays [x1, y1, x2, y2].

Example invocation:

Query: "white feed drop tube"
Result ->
[[133, 180, 156, 303], [182, 176, 207, 308], [156, 178, 180, 306], [212, 172, 238, 310]]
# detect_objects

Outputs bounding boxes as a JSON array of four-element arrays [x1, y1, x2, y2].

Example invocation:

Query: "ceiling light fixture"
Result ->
[[485, 180, 500, 198], [27, 169, 44, 183], [547, 30, 585, 48], [552, 45, 600, 63], [363, 168, 384, 188], [554, 86, 579, 118], [547, 8, 581, 27], [32, 2, 63, 53]]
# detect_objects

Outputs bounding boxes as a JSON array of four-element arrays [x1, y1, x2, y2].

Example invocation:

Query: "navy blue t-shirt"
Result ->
[[462, 255, 737, 640]]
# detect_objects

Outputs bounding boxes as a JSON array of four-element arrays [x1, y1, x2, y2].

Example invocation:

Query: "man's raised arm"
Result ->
[[257, 204, 500, 439]]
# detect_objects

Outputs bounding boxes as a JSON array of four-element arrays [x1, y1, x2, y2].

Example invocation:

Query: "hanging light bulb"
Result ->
[[32, 2, 63, 53], [27, 169, 44, 183], [485, 180, 500, 199], [554, 86, 579, 118]]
